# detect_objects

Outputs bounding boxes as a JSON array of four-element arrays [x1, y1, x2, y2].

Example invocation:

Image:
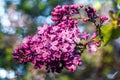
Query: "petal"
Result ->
[[91, 32, 97, 39], [74, 36, 80, 43], [51, 45, 58, 50], [51, 40, 58, 46], [88, 44, 97, 52], [63, 43, 69, 48], [37, 27, 44, 34], [50, 34, 56, 40], [81, 32, 90, 40], [65, 65, 76, 72], [62, 48, 68, 52]]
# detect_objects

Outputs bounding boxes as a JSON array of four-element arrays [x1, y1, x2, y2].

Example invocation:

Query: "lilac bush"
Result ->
[[12, 4, 108, 73]]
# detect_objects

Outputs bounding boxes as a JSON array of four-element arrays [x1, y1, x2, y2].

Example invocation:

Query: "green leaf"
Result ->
[[101, 25, 120, 45], [101, 25, 112, 45], [117, 0, 120, 5], [110, 26, 120, 41]]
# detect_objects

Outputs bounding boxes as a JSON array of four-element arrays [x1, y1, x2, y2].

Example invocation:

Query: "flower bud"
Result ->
[[80, 4, 83, 8], [83, 18, 89, 22]]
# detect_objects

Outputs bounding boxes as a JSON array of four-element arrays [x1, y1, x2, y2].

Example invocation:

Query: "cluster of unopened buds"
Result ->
[[12, 4, 108, 73]]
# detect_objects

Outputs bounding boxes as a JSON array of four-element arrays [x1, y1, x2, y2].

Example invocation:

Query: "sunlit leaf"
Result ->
[[117, 0, 120, 5], [110, 26, 120, 41], [101, 25, 112, 45], [101, 25, 120, 45]]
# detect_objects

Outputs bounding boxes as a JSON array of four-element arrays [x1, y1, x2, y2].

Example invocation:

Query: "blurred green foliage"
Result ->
[[0, 0, 120, 80]]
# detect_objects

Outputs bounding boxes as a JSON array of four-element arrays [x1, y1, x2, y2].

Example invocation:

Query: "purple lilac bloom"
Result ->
[[12, 4, 108, 73], [33, 23, 82, 72], [12, 4, 82, 72]]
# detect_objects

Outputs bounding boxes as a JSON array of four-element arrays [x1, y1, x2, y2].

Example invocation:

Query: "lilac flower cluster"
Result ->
[[51, 5, 79, 26], [12, 4, 108, 73], [13, 24, 82, 73]]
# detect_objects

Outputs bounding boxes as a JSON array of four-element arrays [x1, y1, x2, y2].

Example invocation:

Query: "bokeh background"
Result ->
[[0, 0, 120, 80]]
